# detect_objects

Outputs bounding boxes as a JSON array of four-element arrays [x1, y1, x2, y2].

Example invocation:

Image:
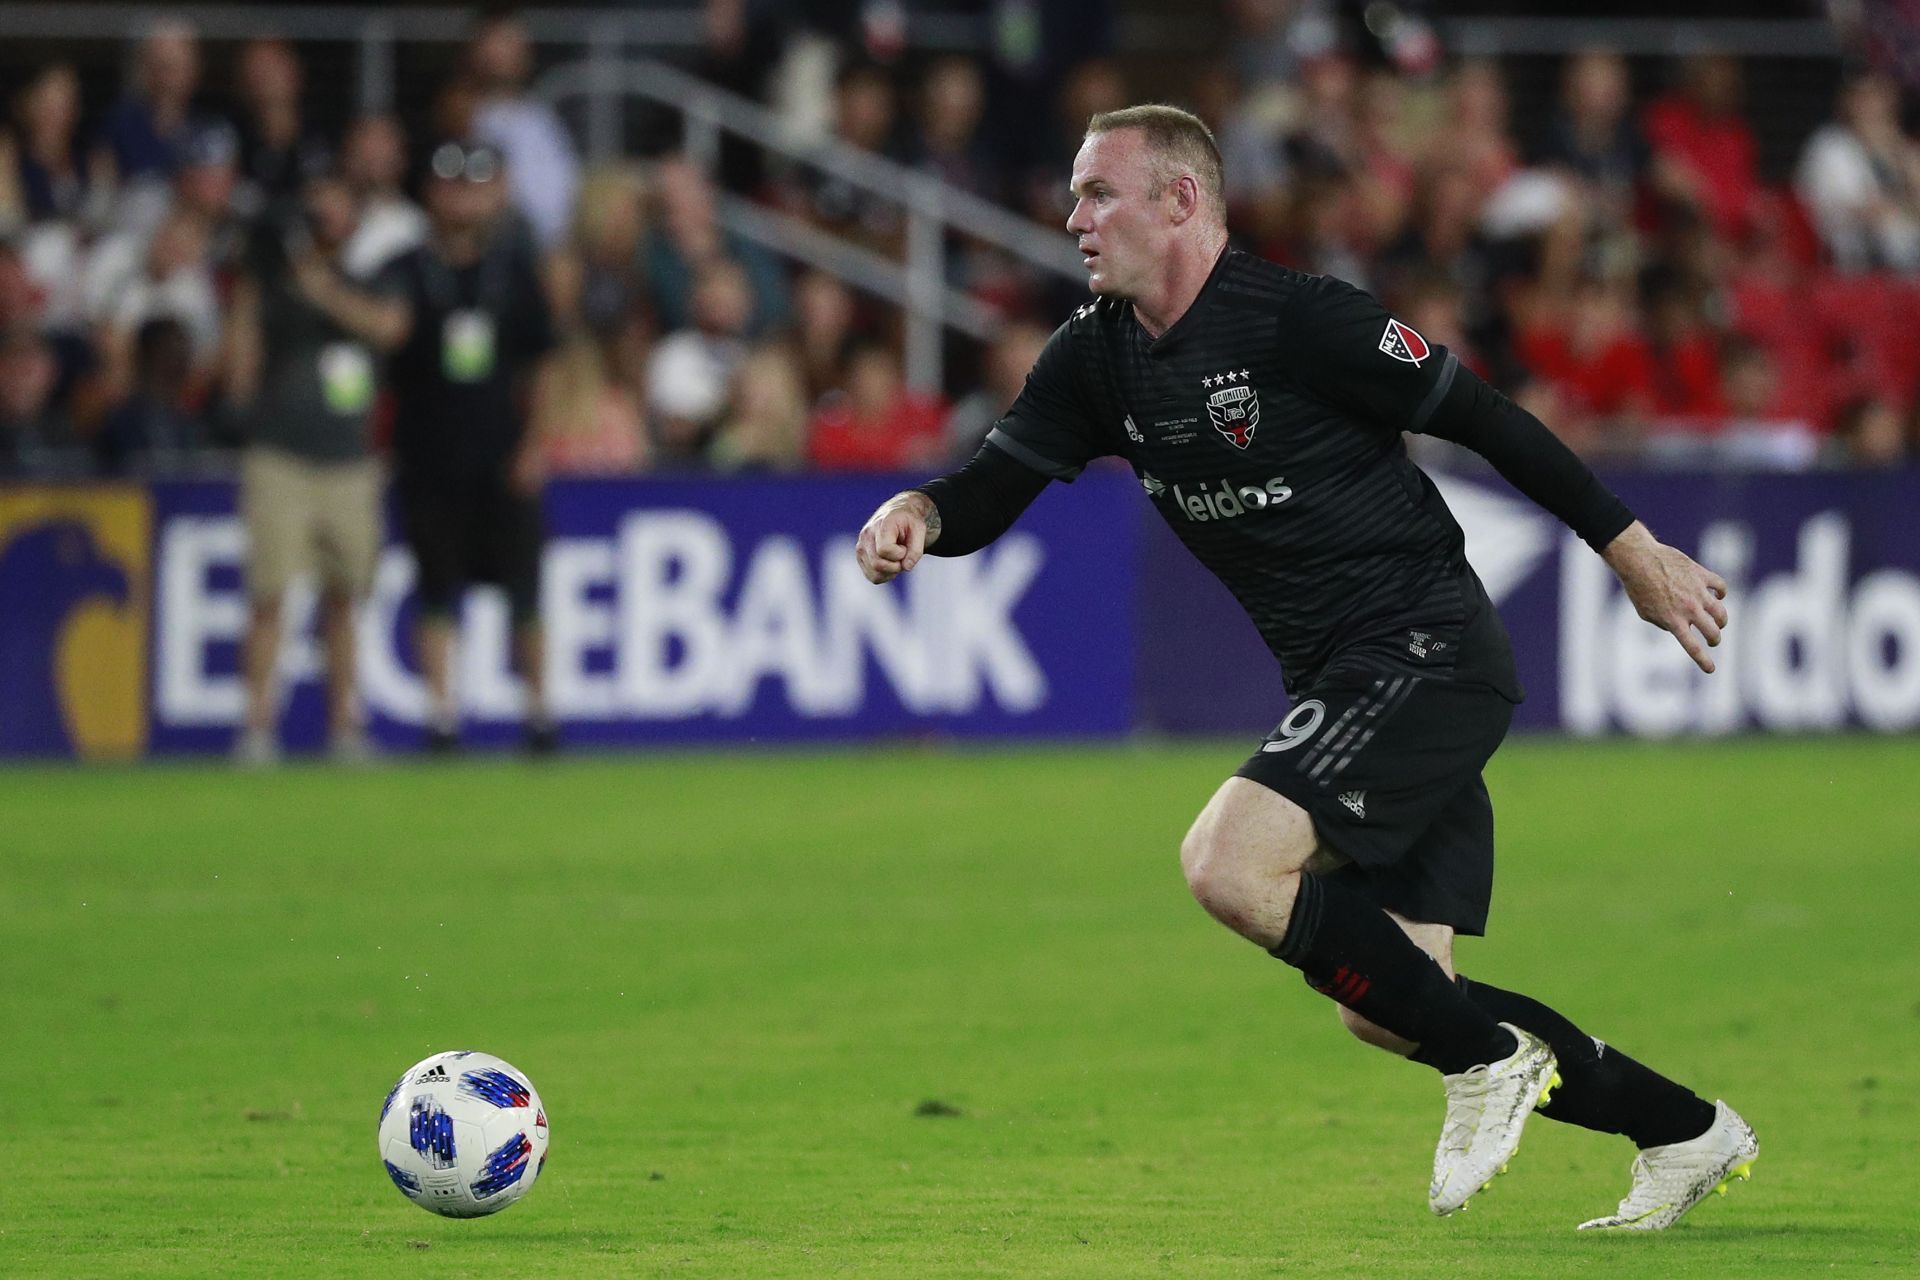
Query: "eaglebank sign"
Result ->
[[4, 469, 1913, 755], [138, 476, 1137, 749], [1560, 513, 1920, 735]]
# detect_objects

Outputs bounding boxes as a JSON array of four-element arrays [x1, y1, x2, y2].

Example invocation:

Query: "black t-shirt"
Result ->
[[243, 223, 402, 463], [987, 247, 1521, 699], [384, 222, 555, 488]]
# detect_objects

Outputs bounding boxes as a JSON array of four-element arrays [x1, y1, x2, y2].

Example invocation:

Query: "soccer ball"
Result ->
[[377, 1050, 548, 1218]]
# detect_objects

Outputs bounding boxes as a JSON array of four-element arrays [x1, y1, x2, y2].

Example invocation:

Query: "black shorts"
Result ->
[[398, 481, 544, 625], [1236, 671, 1515, 936]]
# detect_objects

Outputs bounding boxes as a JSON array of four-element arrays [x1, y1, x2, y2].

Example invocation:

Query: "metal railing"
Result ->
[[534, 55, 1085, 392]]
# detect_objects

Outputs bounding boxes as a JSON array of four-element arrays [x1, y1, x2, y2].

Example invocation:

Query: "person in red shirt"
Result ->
[[1514, 274, 1658, 449], [1643, 276, 1725, 425], [806, 340, 947, 470], [1642, 54, 1761, 241]]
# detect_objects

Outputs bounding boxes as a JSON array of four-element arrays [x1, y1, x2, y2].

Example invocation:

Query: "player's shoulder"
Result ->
[[1062, 293, 1131, 338], [1208, 248, 1321, 318]]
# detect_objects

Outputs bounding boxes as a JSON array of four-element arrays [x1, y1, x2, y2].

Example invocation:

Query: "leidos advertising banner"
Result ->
[[3, 468, 1917, 758], [0, 474, 1137, 757], [1138, 467, 1920, 738]]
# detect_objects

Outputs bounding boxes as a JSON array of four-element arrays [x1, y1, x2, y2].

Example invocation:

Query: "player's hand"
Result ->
[[856, 491, 936, 584], [1602, 521, 1730, 674]]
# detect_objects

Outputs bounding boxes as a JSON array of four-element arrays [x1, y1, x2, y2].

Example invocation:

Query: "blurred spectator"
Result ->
[[791, 268, 858, 403], [1021, 58, 1127, 226], [1539, 49, 1649, 234], [383, 139, 558, 753], [431, 77, 481, 144], [1445, 60, 1520, 196], [1353, 69, 1421, 248], [781, 60, 907, 252], [1284, 53, 1361, 180], [1642, 54, 1761, 241], [173, 121, 248, 268], [559, 165, 651, 388], [0, 233, 95, 428], [642, 156, 789, 337], [95, 19, 205, 187], [1226, 0, 1341, 88], [2, 64, 102, 229], [1719, 336, 1780, 422], [467, 9, 581, 250], [531, 332, 647, 474], [226, 172, 405, 765], [232, 38, 332, 217], [1270, 174, 1372, 288], [806, 340, 946, 470], [1711, 337, 1821, 469], [95, 316, 206, 473], [1795, 70, 1920, 273], [98, 114, 246, 263], [1514, 273, 1657, 449], [1642, 273, 1725, 422], [84, 207, 223, 399], [339, 116, 427, 278], [708, 343, 811, 471], [944, 320, 1048, 460], [1829, 394, 1916, 466], [0, 329, 79, 474], [647, 256, 754, 463], [692, 0, 787, 194], [534, 176, 651, 477], [1374, 164, 1497, 335], [908, 57, 1003, 202]]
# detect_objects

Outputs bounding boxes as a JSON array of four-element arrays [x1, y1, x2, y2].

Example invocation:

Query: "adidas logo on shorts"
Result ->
[[1337, 790, 1367, 819]]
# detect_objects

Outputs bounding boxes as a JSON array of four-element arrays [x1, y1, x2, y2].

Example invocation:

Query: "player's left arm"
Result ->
[[1281, 278, 1728, 674], [1420, 366, 1729, 674]]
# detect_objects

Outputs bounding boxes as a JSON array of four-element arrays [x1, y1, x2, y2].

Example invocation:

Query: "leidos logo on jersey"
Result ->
[[1146, 474, 1294, 523], [1378, 318, 1430, 366]]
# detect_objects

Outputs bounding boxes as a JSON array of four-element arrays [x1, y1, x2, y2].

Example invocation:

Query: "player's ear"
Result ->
[[1168, 172, 1199, 226]]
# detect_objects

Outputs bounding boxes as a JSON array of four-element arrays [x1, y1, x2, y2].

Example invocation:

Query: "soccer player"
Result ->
[[855, 105, 1757, 1227]]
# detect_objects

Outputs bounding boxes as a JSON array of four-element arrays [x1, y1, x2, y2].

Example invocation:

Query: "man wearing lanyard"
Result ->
[[382, 140, 558, 753]]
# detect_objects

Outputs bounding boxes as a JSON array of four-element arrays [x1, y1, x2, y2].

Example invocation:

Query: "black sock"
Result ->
[[1270, 874, 1516, 1074], [1456, 976, 1717, 1148]]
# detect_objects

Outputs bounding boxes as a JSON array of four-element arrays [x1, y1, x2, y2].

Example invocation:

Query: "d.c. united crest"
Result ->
[[1205, 376, 1260, 450]]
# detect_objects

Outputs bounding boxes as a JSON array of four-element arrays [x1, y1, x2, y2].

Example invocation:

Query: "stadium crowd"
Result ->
[[4, 4, 1920, 484]]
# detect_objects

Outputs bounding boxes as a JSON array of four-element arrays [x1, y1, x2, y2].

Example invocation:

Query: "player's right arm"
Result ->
[[856, 316, 1104, 585]]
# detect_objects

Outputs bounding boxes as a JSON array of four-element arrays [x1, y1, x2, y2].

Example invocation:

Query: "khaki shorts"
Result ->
[[241, 447, 384, 599]]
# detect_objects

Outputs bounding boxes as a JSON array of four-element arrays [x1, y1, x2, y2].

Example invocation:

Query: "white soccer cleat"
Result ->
[[1429, 1022, 1561, 1216], [1576, 1100, 1758, 1231]]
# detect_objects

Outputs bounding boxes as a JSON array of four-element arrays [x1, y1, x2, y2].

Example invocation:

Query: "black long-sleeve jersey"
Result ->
[[919, 248, 1635, 698]]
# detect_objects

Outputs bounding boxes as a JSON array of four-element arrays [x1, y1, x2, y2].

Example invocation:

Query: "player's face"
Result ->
[[1066, 130, 1169, 298]]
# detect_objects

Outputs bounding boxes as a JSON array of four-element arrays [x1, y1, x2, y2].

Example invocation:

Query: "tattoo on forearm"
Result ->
[[923, 505, 942, 538]]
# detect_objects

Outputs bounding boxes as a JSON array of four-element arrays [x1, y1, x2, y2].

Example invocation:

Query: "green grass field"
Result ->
[[6, 737, 1919, 1278]]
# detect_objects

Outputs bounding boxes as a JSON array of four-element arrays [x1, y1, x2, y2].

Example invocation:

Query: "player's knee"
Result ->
[[1179, 816, 1238, 914], [1181, 821, 1289, 935], [1336, 1004, 1413, 1054]]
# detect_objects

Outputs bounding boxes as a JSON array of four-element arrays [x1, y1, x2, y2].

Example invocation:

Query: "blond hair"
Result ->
[[1085, 103, 1224, 216]]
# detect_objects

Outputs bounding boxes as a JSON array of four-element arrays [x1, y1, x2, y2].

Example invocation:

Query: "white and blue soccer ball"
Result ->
[[377, 1050, 548, 1218]]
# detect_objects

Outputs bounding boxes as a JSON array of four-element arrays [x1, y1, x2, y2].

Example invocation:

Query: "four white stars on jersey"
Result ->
[[1202, 370, 1251, 388]]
